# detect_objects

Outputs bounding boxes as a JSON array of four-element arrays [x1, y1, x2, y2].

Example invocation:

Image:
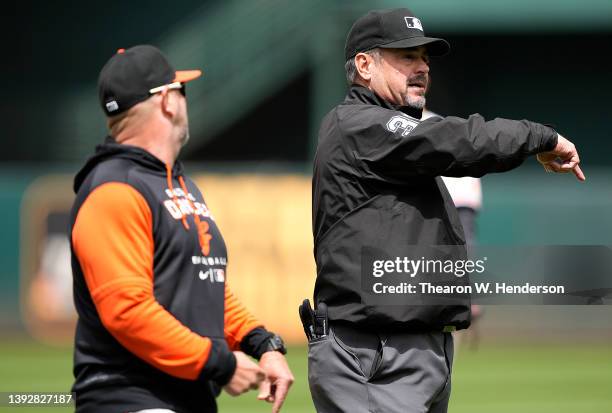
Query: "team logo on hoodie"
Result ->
[[197, 221, 212, 256], [163, 187, 215, 256], [163, 188, 214, 220]]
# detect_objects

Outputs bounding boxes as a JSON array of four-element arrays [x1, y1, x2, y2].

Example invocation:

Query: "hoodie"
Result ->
[[70, 138, 265, 413]]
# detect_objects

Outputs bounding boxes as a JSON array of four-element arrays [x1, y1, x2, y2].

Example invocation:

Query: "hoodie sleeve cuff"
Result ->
[[198, 338, 237, 386], [240, 327, 274, 360]]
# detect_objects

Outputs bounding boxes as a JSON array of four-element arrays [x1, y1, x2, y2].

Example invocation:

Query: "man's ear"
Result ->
[[160, 87, 177, 118], [355, 53, 375, 82]]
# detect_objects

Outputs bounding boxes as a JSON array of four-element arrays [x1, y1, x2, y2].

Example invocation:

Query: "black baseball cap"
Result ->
[[344, 8, 450, 61], [98, 45, 202, 116]]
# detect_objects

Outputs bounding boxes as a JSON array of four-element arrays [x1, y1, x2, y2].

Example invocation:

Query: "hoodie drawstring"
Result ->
[[165, 164, 190, 230], [165, 163, 209, 255]]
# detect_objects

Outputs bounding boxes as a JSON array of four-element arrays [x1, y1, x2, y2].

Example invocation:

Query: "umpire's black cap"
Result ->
[[98, 45, 202, 116], [344, 8, 450, 61]]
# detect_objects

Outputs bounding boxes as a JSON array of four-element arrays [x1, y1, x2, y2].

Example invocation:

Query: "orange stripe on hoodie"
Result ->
[[224, 284, 263, 351], [72, 182, 212, 380]]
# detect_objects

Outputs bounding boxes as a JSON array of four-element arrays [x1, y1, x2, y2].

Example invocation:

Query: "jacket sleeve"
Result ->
[[341, 108, 558, 182], [224, 283, 265, 352], [72, 182, 236, 385]]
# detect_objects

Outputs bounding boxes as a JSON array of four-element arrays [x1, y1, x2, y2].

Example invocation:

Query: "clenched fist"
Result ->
[[224, 351, 266, 396]]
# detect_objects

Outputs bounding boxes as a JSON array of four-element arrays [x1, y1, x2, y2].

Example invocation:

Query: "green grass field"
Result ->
[[0, 337, 610, 412]]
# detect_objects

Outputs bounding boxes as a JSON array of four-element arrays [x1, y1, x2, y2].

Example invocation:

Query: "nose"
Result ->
[[416, 56, 429, 74]]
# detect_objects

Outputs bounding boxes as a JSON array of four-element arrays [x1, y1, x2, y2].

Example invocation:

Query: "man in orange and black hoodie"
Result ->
[[70, 45, 293, 413]]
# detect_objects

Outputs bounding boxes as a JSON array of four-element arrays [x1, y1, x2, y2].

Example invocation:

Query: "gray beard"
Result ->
[[404, 94, 426, 109]]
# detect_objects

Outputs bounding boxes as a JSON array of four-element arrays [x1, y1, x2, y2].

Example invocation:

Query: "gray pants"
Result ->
[[308, 323, 453, 413]]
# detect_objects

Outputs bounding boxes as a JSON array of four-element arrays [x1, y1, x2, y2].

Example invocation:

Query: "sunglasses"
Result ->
[[149, 81, 186, 97]]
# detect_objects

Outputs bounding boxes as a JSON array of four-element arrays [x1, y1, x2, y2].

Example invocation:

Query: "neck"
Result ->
[[114, 119, 179, 167]]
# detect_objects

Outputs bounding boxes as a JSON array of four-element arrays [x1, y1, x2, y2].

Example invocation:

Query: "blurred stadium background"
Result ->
[[2, 0, 612, 411]]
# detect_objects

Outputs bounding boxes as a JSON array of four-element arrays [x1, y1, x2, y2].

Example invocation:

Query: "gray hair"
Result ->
[[345, 48, 380, 85]]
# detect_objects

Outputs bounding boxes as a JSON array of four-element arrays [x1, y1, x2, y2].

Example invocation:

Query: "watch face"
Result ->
[[269, 334, 287, 354]]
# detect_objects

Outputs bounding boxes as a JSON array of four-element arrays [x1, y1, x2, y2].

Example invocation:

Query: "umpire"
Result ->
[[306, 8, 584, 413]]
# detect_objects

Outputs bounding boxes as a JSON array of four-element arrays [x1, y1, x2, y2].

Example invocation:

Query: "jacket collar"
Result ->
[[345, 84, 423, 119]]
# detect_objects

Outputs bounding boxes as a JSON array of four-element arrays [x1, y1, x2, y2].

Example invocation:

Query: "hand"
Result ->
[[223, 351, 266, 396], [257, 351, 294, 413], [537, 133, 585, 181]]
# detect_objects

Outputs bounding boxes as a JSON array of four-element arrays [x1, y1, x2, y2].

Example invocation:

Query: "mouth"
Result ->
[[407, 78, 427, 92], [407, 83, 426, 94]]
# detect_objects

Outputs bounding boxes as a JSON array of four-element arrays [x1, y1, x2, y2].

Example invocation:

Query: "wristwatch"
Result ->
[[263, 334, 287, 355]]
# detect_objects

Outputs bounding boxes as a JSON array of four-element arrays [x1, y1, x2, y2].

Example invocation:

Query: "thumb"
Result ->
[[257, 378, 272, 400]]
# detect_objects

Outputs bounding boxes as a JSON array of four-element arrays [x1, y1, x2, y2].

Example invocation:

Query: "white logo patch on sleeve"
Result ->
[[386, 115, 420, 136], [404, 17, 423, 31]]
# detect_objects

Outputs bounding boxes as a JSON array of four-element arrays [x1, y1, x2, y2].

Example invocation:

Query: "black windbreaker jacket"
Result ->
[[312, 85, 558, 330]]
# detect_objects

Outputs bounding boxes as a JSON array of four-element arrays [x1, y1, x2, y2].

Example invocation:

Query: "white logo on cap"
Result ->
[[404, 17, 423, 32], [106, 100, 119, 112]]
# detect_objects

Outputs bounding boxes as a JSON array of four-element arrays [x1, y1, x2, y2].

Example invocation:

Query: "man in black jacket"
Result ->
[[307, 8, 584, 413]]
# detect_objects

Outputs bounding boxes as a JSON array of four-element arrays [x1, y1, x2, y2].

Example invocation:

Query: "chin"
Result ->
[[405, 95, 426, 109]]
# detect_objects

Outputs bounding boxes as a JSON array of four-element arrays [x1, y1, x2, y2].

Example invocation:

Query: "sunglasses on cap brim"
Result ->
[[149, 81, 186, 97]]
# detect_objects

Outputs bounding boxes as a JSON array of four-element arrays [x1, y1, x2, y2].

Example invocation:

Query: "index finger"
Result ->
[[573, 164, 586, 182], [271, 380, 291, 413]]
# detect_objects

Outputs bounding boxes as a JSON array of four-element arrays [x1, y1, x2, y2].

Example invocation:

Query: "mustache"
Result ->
[[407, 74, 428, 87]]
